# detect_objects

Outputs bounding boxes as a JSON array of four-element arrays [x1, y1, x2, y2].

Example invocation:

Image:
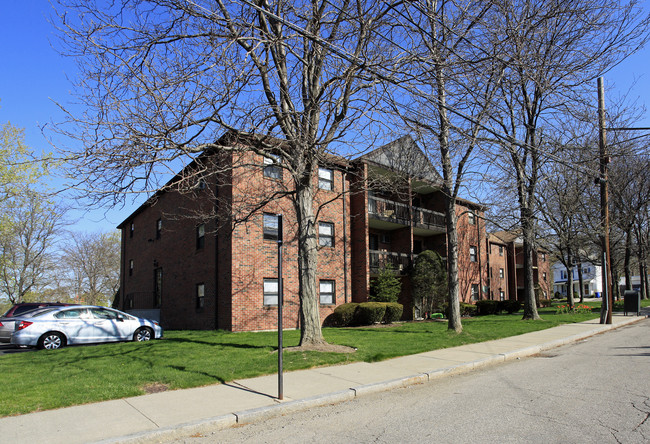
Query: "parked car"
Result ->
[[0, 303, 76, 343], [10, 306, 163, 350]]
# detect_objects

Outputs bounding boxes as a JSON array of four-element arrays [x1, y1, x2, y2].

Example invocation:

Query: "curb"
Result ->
[[101, 315, 647, 443]]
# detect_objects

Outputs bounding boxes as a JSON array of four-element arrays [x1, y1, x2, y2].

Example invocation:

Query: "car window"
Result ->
[[90, 308, 121, 320], [54, 308, 91, 319], [12, 305, 42, 316]]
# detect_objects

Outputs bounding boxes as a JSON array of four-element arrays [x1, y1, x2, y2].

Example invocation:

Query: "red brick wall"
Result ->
[[486, 241, 509, 300], [120, 177, 219, 330], [222, 150, 351, 331], [350, 163, 370, 303], [455, 205, 486, 302]]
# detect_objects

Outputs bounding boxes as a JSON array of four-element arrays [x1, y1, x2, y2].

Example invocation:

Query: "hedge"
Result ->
[[476, 300, 499, 315], [383, 302, 403, 323], [353, 302, 386, 325], [327, 303, 359, 327], [498, 299, 521, 314]]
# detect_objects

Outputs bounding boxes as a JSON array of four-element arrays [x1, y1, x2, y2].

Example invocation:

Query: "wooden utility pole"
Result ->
[[597, 77, 613, 324]]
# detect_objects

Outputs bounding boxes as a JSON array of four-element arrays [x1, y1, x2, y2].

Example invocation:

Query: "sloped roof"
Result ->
[[357, 135, 443, 185]]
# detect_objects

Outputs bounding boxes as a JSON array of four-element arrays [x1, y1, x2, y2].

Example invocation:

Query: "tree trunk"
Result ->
[[577, 259, 585, 303], [641, 262, 650, 299], [445, 198, 462, 333], [295, 180, 325, 346], [638, 253, 645, 301], [624, 228, 632, 291], [612, 269, 621, 301], [521, 213, 541, 320], [566, 251, 575, 307]]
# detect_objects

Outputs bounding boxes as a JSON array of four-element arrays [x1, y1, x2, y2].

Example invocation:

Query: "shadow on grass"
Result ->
[[163, 337, 271, 349]]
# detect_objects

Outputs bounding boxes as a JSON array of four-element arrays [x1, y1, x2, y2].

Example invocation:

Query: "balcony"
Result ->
[[369, 250, 412, 274], [368, 196, 445, 233]]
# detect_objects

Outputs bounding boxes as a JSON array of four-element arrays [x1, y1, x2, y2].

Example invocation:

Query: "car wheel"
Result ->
[[133, 327, 153, 342], [38, 332, 65, 350]]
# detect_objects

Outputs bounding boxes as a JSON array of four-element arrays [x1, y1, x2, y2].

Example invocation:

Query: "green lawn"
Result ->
[[0, 303, 641, 417]]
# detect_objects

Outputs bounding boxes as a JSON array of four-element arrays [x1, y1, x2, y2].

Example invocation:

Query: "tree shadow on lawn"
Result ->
[[163, 336, 272, 350]]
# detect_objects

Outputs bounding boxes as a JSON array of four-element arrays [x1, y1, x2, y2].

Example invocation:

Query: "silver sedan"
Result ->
[[11, 306, 163, 350], [0, 308, 51, 343]]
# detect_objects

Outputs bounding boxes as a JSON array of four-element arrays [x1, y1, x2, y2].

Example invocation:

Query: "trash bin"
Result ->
[[623, 290, 640, 316], [595, 292, 601, 298]]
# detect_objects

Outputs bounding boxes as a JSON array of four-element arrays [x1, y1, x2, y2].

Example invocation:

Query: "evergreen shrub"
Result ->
[[476, 300, 499, 315], [498, 299, 522, 314], [383, 302, 403, 323], [330, 303, 359, 327], [459, 302, 477, 317], [354, 302, 387, 325]]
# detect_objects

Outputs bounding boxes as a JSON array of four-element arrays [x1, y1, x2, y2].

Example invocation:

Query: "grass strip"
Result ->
[[1, 302, 644, 417]]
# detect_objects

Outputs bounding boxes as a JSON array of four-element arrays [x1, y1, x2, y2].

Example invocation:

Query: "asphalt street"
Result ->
[[168, 319, 650, 444]]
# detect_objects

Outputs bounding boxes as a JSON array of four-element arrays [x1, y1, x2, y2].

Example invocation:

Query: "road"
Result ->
[[167, 319, 650, 444]]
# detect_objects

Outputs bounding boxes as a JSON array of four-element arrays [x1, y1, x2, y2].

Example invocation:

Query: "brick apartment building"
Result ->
[[486, 232, 552, 302], [116, 134, 540, 331]]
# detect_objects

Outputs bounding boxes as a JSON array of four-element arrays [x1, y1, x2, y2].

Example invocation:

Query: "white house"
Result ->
[[552, 261, 603, 298]]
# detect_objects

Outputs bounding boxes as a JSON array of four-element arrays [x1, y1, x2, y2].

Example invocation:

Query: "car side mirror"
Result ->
[[117, 316, 125, 322]]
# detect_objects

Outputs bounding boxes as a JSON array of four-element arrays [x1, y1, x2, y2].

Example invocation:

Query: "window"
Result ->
[[263, 213, 279, 241], [318, 167, 334, 190], [500, 290, 505, 301], [499, 268, 504, 279], [543, 272, 547, 282], [129, 222, 134, 238], [55, 308, 91, 319], [471, 284, 479, 301], [541, 252, 546, 262], [369, 233, 379, 250], [468, 212, 476, 225], [470, 246, 477, 262], [319, 222, 334, 247], [560, 270, 567, 279], [91, 308, 122, 320], [156, 218, 162, 239], [380, 233, 391, 244], [320, 280, 335, 305], [499, 245, 504, 256], [263, 278, 279, 306], [129, 259, 134, 276], [196, 224, 205, 249], [263, 154, 282, 179], [196, 283, 205, 309]]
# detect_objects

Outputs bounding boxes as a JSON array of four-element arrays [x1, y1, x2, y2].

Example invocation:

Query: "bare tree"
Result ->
[[538, 146, 595, 306], [54, 0, 392, 345], [484, 0, 649, 320], [388, 0, 501, 332], [61, 231, 120, 306], [0, 190, 65, 304], [609, 154, 650, 293]]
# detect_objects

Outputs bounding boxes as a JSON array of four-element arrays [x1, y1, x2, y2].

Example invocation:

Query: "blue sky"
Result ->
[[1, 1, 649, 234]]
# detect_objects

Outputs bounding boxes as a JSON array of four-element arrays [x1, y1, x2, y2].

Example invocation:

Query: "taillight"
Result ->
[[17, 321, 33, 330], [0, 321, 3, 327]]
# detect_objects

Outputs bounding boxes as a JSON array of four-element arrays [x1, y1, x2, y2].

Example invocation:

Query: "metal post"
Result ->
[[277, 214, 284, 400], [597, 77, 613, 324]]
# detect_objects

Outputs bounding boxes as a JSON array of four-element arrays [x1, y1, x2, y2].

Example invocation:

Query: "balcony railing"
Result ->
[[369, 250, 412, 274], [368, 196, 411, 224], [413, 207, 446, 230], [368, 196, 445, 231]]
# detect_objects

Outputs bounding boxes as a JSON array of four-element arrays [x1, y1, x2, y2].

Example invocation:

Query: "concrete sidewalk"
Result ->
[[1, 313, 647, 444]]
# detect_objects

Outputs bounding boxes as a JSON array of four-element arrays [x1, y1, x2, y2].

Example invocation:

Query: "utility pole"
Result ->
[[597, 77, 613, 324]]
